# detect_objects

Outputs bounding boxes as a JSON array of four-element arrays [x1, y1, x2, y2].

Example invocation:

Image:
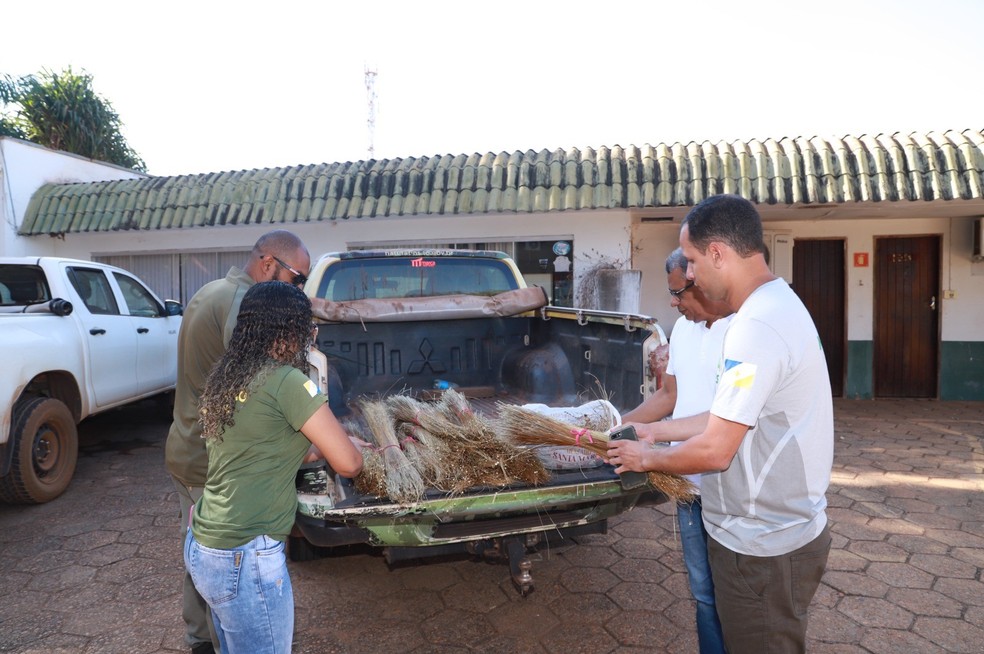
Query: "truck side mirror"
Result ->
[[164, 300, 183, 316], [49, 298, 73, 316]]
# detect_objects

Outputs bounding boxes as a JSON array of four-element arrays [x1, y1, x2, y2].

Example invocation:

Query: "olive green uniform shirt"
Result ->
[[191, 366, 326, 549], [165, 267, 254, 487]]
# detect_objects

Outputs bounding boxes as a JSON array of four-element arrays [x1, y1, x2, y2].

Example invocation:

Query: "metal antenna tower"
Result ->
[[365, 65, 377, 159]]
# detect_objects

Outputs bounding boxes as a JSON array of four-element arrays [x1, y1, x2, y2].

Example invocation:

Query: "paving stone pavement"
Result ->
[[0, 398, 981, 653]]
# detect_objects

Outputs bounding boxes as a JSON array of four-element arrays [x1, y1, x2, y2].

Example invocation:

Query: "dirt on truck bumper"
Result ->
[[293, 468, 667, 595], [294, 466, 667, 549]]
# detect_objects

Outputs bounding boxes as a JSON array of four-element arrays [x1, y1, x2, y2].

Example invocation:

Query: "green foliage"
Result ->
[[0, 116, 28, 139], [0, 67, 147, 172]]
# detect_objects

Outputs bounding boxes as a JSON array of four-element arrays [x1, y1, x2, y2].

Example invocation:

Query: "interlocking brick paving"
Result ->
[[0, 399, 981, 653]]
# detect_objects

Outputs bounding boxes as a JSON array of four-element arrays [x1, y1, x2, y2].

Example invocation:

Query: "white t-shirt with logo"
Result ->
[[665, 313, 733, 489], [703, 279, 833, 557]]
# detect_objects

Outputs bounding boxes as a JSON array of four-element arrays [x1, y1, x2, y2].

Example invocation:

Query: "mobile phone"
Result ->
[[608, 425, 650, 490]]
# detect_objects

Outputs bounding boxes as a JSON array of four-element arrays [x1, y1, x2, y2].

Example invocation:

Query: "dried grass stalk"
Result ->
[[643, 470, 697, 503], [496, 404, 611, 456], [397, 422, 445, 486], [436, 390, 549, 489], [361, 400, 425, 503], [353, 447, 387, 497], [495, 404, 696, 503], [385, 391, 548, 493], [437, 389, 487, 433], [338, 417, 386, 498], [387, 394, 461, 438]]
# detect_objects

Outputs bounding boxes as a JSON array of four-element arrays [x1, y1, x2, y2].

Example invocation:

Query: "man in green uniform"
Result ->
[[165, 230, 311, 654]]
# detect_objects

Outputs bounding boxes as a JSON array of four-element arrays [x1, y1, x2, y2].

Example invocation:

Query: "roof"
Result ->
[[18, 129, 984, 235]]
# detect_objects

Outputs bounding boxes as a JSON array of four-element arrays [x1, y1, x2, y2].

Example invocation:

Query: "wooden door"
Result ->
[[874, 236, 940, 398], [791, 239, 845, 397]]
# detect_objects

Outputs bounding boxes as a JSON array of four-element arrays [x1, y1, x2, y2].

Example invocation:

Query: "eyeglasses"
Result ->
[[668, 280, 695, 299], [270, 255, 308, 288]]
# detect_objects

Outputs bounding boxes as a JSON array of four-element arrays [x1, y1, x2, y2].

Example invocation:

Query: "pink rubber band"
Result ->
[[571, 428, 592, 446]]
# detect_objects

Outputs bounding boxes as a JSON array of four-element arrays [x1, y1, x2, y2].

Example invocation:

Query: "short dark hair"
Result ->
[[682, 194, 767, 258], [664, 247, 688, 274]]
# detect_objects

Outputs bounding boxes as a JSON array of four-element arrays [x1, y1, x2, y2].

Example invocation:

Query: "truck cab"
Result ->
[[0, 257, 182, 504]]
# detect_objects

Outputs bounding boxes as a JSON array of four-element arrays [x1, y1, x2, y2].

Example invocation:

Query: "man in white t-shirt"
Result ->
[[622, 247, 732, 654], [609, 194, 833, 653]]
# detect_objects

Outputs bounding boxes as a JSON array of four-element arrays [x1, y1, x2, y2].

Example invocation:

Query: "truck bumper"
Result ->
[[295, 479, 667, 548]]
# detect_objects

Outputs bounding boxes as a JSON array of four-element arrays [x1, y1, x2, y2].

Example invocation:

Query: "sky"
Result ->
[[3, 0, 983, 177]]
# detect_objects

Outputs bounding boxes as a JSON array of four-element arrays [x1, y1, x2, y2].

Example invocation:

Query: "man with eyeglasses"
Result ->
[[166, 229, 311, 654], [620, 247, 732, 654]]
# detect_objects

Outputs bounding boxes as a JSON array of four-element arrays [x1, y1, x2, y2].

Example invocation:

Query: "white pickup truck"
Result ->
[[0, 257, 183, 504]]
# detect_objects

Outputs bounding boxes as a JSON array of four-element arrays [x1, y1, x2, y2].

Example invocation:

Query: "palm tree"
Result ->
[[0, 67, 146, 172]]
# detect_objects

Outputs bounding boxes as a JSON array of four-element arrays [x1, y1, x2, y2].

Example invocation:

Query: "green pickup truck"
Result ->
[[293, 249, 667, 594]]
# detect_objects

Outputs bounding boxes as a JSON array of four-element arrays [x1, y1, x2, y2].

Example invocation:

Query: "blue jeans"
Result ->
[[678, 498, 726, 654], [184, 530, 293, 654]]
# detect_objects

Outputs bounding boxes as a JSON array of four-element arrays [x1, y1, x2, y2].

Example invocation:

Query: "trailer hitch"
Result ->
[[504, 536, 534, 596], [465, 534, 538, 596]]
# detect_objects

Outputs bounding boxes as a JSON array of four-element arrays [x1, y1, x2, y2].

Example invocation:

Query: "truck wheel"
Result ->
[[0, 397, 78, 504]]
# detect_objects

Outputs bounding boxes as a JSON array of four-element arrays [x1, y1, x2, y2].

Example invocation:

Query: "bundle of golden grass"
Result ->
[[386, 392, 548, 493], [495, 404, 696, 503], [387, 394, 461, 439], [437, 389, 485, 432], [353, 447, 387, 498], [396, 422, 445, 486], [339, 417, 387, 498], [496, 403, 610, 453], [435, 389, 549, 490], [360, 400, 426, 503]]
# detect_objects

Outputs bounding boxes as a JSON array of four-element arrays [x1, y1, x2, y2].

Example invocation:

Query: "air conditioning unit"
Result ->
[[764, 231, 793, 282], [974, 217, 984, 261]]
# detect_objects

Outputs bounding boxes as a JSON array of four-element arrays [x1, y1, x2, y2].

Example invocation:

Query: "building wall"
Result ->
[[0, 137, 144, 257], [30, 208, 633, 306], [633, 214, 984, 400], [4, 139, 980, 399]]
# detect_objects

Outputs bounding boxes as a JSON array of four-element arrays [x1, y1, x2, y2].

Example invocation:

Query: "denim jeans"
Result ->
[[678, 498, 726, 654], [184, 530, 293, 654], [172, 478, 218, 650]]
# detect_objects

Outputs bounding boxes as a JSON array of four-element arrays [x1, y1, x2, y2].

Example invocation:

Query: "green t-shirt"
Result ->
[[165, 266, 254, 487], [192, 365, 326, 549]]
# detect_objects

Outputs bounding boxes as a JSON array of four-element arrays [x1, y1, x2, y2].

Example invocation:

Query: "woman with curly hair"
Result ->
[[184, 281, 362, 654]]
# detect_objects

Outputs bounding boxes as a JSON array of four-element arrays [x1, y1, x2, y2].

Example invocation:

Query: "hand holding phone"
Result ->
[[608, 425, 650, 490]]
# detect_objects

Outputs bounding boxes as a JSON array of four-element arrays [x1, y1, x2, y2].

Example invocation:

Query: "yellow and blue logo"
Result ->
[[721, 359, 757, 389]]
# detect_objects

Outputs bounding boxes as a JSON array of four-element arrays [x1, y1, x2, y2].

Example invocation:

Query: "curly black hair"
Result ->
[[199, 281, 314, 441]]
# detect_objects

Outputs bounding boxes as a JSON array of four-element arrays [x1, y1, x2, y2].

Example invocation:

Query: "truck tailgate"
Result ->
[[296, 462, 666, 547]]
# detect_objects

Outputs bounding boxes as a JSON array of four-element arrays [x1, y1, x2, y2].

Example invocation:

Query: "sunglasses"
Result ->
[[668, 280, 695, 299], [270, 255, 308, 288]]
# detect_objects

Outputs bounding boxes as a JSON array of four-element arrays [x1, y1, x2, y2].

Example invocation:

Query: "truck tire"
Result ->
[[0, 397, 78, 504]]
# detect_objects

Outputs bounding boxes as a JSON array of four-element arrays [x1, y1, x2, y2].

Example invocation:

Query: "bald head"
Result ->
[[244, 230, 311, 287], [252, 230, 308, 260]]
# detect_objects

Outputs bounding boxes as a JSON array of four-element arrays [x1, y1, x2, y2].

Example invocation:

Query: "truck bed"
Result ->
[[294, 376, 663, 550], [292, 253, 667, 592], [299, 386, 621, 506]]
